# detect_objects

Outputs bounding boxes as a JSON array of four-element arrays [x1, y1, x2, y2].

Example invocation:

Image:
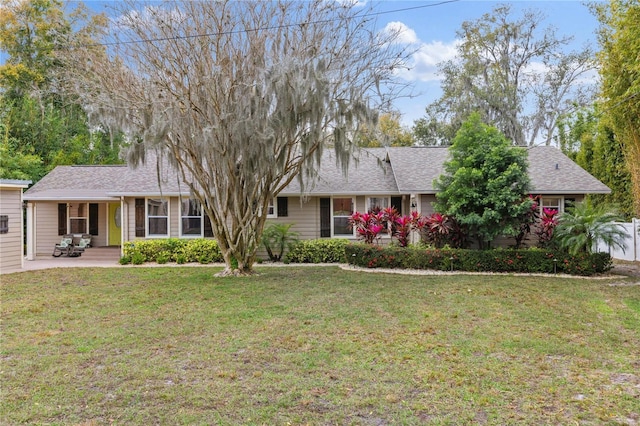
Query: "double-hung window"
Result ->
[[541, 197, 561, 214], [266, 197, 288, 219], [181, 198, 202, 237], [267, 198, 276, 218], [332, 198, 354, 237], [147, 198, 169, 237], [368, 197, 389, 213], [59, 203, 99, 235], [70, 203, 87, 234]]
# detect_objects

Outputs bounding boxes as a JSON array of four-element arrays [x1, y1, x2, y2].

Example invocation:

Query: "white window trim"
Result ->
[[69, 202, 88, 234], [539, 196, 564, 214], [267, 198, 277, 219], [331, 197, 356, 238], [366, 196, 394, 238], [146, 197, 170, 238], [366, 196, 391, 213], [179, 198, 204, 238]]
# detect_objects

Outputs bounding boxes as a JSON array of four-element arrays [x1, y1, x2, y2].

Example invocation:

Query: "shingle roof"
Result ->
[[23, 161, 188, 200], [23, 146, 610, 200], [281, 148, 398, 195], [526, 146, 610, 194], [384, 145, 610, 194]]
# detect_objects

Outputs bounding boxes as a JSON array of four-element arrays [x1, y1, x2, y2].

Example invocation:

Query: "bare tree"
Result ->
[[413, 4, 596, 146], [61, 0, 409, 275]]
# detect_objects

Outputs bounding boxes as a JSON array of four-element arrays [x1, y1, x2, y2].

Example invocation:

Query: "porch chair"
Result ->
[[52, 235, 74, 257], [68, 236, 92, 257], [80, 234, 92, 248]]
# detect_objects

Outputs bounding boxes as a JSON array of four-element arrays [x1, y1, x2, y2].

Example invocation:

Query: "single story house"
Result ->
[[22, 146, 610, 259], [0, 179, 31, 273]]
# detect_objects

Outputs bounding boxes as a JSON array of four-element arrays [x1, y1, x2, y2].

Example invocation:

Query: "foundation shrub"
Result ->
[[344, 244, 612, 276], [122, 239, 222, 264], [183, 239, 223, 263], [284, 238, 349, 263]]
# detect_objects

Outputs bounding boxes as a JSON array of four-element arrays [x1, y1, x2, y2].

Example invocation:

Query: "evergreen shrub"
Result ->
[[284, 238, 350, 263], [122, 239, 222, 264], [344, 244, 612, 276]]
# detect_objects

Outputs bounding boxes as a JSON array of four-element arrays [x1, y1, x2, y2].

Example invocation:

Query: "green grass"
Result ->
[[1, 266, 639, 425]]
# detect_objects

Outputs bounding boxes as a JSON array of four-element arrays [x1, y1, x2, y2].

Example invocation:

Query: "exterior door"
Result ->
[[108, 203, 122, 246]]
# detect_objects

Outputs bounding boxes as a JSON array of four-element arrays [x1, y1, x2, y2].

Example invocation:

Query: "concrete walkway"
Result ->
[[19, 247, 122, 272]]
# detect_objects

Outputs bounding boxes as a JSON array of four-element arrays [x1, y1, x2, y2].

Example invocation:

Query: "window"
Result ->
[[147, 198, 169, 236], [368, 197, 389, 213], [0, 215, 8, 234], [332, 198, 354, 237], [181, 198, 202, 236], [541, 197, 561, 214], [266, 197, 289, 218], [70, 203, 87, 234], [267, 198, 276, 218]]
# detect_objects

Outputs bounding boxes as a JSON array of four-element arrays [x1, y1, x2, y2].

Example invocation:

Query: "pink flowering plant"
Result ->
[[349, 211, 386, 244], [349, 208, 426, 246], [421, 213, 466, 248], [535, 207, 559, 248]]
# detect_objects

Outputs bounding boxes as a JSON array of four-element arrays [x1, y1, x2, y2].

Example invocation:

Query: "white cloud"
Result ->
[[400, 39, 460, 82], [381, 21, 459, 82], [383, 21, 419, 44]]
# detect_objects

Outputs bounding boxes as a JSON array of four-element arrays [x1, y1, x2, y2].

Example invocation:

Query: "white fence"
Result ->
[[594, 218, 640, 261]]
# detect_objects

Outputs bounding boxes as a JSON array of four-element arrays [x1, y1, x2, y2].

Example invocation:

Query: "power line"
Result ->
[[67, 0, 460, 50]]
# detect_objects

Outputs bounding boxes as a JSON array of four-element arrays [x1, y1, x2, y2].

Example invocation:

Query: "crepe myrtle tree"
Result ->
[[61, 0, 410, 275]]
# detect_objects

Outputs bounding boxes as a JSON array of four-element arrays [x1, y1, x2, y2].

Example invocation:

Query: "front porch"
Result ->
[[24, 246, 122, 271]]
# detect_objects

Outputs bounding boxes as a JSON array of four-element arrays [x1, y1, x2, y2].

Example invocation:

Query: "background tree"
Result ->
[[413, 4, 595, 146], [61, 0, 409, 275], [0, 122, 42, 180], [0, 0, 121, 181], [434, 113, 533, 249], [356, 112, 414, 147], [557, 106, 634, 218], [593, 0, 640, 217]]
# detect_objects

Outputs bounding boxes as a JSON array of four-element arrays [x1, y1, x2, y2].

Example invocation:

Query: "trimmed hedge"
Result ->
[[121, 238, 223, 264], [344, 244, 613, 276], [284, 238, 350, 263]]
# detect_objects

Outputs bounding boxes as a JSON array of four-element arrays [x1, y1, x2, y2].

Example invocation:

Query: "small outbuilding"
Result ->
[[0, 179, 31, 274]]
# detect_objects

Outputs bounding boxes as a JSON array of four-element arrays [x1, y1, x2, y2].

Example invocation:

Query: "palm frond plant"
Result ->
[[553, 202, 627, 255], [261, 223, 300, 262]]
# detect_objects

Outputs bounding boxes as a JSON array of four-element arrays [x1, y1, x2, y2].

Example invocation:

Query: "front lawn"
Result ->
[[1, 267, 638, 424]]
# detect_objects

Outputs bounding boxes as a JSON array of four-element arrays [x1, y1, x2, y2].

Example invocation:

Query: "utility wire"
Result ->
[[65, 0, 460, 50]]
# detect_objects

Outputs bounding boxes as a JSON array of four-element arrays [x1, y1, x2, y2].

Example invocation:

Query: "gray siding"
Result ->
[[0, 188, 24, 272]]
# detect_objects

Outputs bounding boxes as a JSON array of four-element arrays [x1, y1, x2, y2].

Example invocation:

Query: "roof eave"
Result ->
[[531, 189, 611, 195], [24, 196, 118, 201], [106, 192, 190, 197]]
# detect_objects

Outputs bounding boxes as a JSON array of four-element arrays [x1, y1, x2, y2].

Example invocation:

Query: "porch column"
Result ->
[[26, 202, 35, 261], [120, 196, 126, 257], [410, 194, 420, 244]]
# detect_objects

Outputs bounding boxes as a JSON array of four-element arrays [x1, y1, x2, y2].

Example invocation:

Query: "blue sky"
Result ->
[[369, 0, 601, 126], [3, 1, 600, 128]]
